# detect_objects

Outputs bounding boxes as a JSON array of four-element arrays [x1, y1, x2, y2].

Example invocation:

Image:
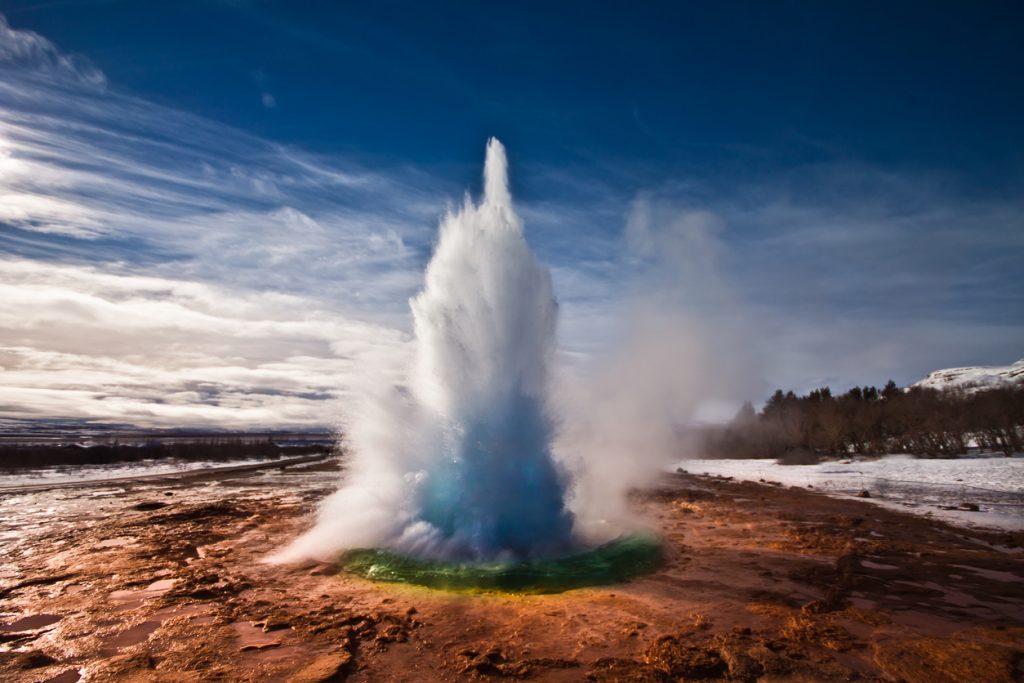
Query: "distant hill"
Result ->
[[913, 358, 1024, 391]]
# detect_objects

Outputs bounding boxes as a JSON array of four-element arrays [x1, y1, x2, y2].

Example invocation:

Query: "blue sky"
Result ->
[[0, 2, 1022, 428]]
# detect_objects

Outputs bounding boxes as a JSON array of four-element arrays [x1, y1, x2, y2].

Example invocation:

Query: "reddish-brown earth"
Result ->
[[1, 460, 1022, 682]]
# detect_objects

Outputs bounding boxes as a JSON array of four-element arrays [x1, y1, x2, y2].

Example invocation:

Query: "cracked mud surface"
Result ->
[[1, 461, 1022, 682]]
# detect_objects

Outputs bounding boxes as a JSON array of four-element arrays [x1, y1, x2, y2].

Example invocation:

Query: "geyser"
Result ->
[[277, 139, 660, 584], [407, 137, 572, 559]]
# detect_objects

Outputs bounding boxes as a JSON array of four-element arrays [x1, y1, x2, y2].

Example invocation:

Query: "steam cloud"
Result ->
[[277, 139, 576, 562], [274, 139, 754, 564]]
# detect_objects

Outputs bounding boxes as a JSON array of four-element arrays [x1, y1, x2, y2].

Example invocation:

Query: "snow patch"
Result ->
[[913, 359, 1024, 391], [671, 455, 1024, 531]]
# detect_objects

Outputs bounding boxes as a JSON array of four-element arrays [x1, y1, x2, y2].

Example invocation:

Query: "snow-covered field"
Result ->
[[672, 455, 1024, 530], [0, 457, 285, 488]]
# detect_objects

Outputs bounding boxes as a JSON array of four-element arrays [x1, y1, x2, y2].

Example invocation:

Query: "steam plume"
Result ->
[[276, 139, 574, 562]]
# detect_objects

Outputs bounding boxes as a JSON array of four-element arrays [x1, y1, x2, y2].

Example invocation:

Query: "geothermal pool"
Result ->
[[340, 533, 663, 593]]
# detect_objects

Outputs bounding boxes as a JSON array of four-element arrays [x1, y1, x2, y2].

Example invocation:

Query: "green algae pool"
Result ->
[[338, 532, 663, 594]]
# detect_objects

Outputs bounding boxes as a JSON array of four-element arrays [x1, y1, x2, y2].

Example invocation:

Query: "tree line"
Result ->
[[701, 382, 1024, 460], [0, 437, 334, 470]]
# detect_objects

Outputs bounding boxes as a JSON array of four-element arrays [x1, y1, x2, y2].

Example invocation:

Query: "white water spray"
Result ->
[[277, 139, 576, 562]]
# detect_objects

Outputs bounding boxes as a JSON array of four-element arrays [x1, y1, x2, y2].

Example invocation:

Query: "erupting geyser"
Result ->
[[276, 139, 660, 586], [406, 138, 573, 560]]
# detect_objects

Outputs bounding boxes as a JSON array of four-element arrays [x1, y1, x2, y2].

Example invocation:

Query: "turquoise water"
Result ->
[[339, 533, 663, 594]]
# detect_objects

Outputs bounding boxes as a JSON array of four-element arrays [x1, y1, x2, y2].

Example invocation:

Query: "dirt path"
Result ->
[[1, 465, 1022, 682]]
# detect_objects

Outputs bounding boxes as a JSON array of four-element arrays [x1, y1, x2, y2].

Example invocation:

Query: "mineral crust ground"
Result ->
[[1, 458, 1022, 682]]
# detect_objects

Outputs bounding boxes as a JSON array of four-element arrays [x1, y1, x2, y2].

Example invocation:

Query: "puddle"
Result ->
[[102, 620, 161, 652], [861, 560, 899, 570], [233, 621, 283, 651], [111, 598, 145, 612], [96, 536, 137, 548], [110, 578, 177, 608], [916, 580, 979, 608], [0, 613, 62, 631], [110, 590, 138, 603], [849, 596, 876, 611], [951, 564, 1020, 582], [246, 643, 304, 663]]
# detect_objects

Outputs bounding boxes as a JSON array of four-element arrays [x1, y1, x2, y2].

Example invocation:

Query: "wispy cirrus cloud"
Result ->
[[0, 13, 105, 88], [0, 14, 429, 426], [0, 12, 445, 322], [1, 10, 1021, 430], [0, 94, 438, 315]]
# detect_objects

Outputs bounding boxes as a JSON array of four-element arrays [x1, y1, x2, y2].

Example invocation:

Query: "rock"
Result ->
[[958, 502, 980, 511], [623, 620, 648, 637], [239, 641, 281, 652], [374, 623, 407, 644], [288, 652, 353, 683], [252, 618, 289, 632], [522, 657, 579, 670], [95, 652, 158, 680], [308, 564, 335, 576], [857, 490, 871, 498], [800, 599, 829, 615], [588, 657, 669, 682], [460, 659, 503, 676], [482, 648, 506, 663], [780, 615, 854, 652], [874, 637, 1018, 683], [645, 636, 725, 679], [716, 638, 762, 683], [455, 646, 528, 677], [745, 643, 789, 676]]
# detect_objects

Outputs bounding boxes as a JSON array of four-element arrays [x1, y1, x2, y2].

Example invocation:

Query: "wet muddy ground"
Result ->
[[1, 460, 1022, 682]]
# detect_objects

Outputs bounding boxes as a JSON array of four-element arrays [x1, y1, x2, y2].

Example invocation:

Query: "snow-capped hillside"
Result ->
[[914, 358, 1024, 391]]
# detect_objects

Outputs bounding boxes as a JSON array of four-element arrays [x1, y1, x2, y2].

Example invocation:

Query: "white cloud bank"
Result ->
[[0, 258, 411, 428]]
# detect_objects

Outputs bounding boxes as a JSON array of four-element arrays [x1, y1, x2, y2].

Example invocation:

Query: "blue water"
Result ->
[[418, 394, 574, 559]]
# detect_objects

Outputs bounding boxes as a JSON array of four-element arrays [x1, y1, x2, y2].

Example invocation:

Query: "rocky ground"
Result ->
[[1, 459, 1022, 682]]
